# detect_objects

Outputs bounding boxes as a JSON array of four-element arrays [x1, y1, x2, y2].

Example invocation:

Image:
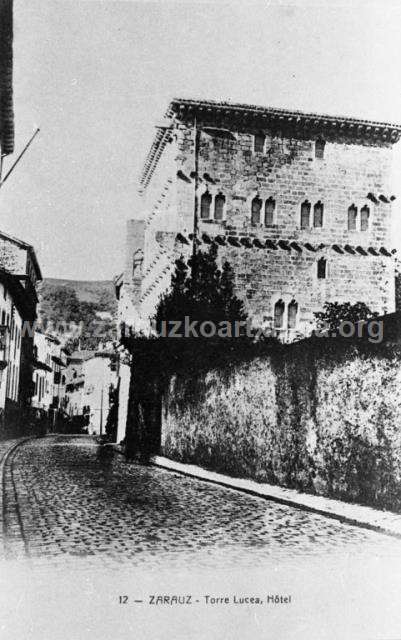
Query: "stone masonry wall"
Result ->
[[175, 122, 394, 247], [134, 116, 397, 329], [161, 340, 401, 511]]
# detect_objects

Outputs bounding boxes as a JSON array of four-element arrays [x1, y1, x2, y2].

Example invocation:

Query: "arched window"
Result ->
[[264, 197, 275, 226], [287, 300, 298, 330], [301, 200, 311, 229], [315, 139, 325, 159], [317, 257, 327, 279], [251, 196, 262, 225], [360, 205, 370, 231], [313, 201, 323, 228], [348, 204, 357, 230], [200, 191, 212, 220], [214, 193, 225, 221], [254, 132, 265, 153], [274, 299, 285, 329]]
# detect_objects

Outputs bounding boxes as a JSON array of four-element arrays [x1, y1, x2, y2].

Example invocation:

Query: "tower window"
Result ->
[[317, 257, 327, 279], [274, 299, 285, 329], [360, 205, 370, 231], [251, 196, 262, 225], [301, 200, 311, 229], [348, 204, 357, 231], [313, 201, 324, 228], [315, 139, 325, 159], [264, 197, 275, 226], [200, 191, 212, 219], [287, 300, 298, 330], [214, 193, 225, 221], [254, 133, 265, 153]]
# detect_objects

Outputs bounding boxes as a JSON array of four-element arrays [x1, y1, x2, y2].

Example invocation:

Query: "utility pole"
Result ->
[[192, 115, 201, 279]]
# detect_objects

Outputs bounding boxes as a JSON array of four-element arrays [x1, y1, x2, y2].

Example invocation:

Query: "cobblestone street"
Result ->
[[2, 435, 401, 570]]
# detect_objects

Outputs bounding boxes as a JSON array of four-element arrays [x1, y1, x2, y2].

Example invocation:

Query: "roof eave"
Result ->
[[139, 97, 401, 189]]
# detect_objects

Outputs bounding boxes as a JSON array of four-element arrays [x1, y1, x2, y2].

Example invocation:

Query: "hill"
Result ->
[[40, 278, 116, 308], [37, 278, 117, 350]]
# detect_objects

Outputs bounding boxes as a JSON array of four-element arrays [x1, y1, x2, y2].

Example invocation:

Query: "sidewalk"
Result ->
[[151, 455, 401, 539]]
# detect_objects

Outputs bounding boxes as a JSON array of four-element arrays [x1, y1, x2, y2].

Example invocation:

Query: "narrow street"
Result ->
[[2, 435, 401, 570]]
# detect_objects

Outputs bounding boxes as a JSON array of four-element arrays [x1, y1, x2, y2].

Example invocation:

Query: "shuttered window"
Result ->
[[251, 196, 262, 225], [274, 300, 285, 329], [317, 257, 327, 279], [348, 204, 357, 230], [264, 198, 275, 226], [254, 133, 265, 153], [313, 201, 323, 228], [200, 191, 212, 219], [360, 205, 370, 231], [214, 193, 225, 221], [301, 200, 311, 229], [287, 300, 298, 329]]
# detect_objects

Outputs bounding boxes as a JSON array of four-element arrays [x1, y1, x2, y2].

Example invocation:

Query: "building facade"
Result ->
[[0, 231, 42, 435], [0, 271, 23, 431], [65, 349, 117, 435], [32, 332, 68, 429], [118, 98, 400, 342]]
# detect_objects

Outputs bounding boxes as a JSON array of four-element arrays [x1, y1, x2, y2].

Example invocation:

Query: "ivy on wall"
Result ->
[[162, 338, 401, 513]]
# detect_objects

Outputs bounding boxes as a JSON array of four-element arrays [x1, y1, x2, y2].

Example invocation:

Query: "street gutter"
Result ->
[[150, 455, 401, 540], [0, 437, 33, 557]]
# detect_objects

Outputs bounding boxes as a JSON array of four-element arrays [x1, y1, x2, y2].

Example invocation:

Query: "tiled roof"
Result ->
[[170, 97, 401, 133], [139, 97, 401, 190], [0, 0, 14, 156], [0, 229, 42, 280]]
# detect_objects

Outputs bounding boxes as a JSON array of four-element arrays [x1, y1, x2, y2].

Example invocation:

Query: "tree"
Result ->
[[124, 247, 249, 461], [314, 301, 378, 334], [155, 245, 247, 333], [38, 284, 116, 350]]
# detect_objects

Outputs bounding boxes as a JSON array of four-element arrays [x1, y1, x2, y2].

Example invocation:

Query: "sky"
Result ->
[[1, 0, 401, 280]]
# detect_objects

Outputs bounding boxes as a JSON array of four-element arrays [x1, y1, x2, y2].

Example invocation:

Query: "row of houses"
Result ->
[[0, 237, 117, 439], [112, 96, 401, 445], [0, 231, 42, 436], [0, 3, 117, 438]]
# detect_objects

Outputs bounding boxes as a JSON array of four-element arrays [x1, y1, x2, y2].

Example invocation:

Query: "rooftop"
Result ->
[[140, 97, 401, 189], [0, 229, 42, 280]]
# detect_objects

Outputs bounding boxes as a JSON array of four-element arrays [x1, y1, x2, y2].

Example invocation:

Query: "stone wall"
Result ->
[[131, 112, 397, 331], [161, 339, 401, 511]]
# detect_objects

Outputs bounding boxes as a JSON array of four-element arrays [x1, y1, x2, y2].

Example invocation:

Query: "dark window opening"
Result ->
[[301, 200, 311, 229], [348, 204, 357, 231], [274, 299, 285, 329], [360, 205, 370, 231], [315, 139, 325, 159], [313, 201, 324, 228], [251, 196, 262, 225], [200, 191, 212, 219], [317, 257, 327, 279], [254, 133, 265, 153], [214, 193, 225, 221], [287, 300, 298, 329], [264, 197, 275, 226]]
